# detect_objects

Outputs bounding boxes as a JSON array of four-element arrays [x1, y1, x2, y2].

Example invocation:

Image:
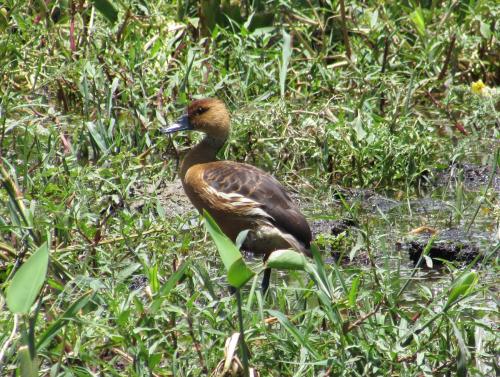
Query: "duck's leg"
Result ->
[[261, 268, 272, 294]]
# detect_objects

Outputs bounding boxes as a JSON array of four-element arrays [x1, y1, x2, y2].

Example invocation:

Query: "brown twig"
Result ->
[[111, 347, 162, 377], [379, 34, 391, 114], [75, 224, 93, 246], [55, 225, 169, 252], [425, 91, 467, 135], [397, 354, 416, 363], [437, 33, 456, 81], [345, 301, 383, 333], [0, 99, 7, 159], [92, 207, 115, 245], [186, 312, 207, 374], [283, 9, 319, 26], [339, 0, 351, 59], [306, 0, 324, 31], [409, 297, 434, 323], [432, 359, 455, 374], [0, 162, 40, 244], [69, 0, 76, 52], [286, 21, 315, 55], [0, 241, 16, 261], [116, 8, 132, 43], [57, 80, 69, 112]]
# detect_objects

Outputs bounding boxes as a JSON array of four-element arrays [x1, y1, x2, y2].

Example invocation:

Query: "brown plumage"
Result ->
[[163, 98, 312, 291]]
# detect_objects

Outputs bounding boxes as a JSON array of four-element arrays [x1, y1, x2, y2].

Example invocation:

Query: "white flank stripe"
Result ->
[[203, 185, 274, 220]]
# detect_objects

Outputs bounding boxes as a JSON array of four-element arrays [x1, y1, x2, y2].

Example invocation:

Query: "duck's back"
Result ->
[[183, 161, 311, 254]]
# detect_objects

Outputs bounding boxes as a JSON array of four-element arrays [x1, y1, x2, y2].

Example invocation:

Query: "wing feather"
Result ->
[[201, 161, 312, 248]]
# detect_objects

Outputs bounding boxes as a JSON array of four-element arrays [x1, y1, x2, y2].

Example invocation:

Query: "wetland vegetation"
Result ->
[[0, 0, 498, 376]]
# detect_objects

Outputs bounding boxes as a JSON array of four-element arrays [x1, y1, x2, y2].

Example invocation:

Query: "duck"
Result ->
[[162, 98, 312, 292]]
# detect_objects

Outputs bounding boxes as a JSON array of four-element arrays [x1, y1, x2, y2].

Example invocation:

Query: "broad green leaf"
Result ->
[[409, 8, 425, 37], [148, 264, 160, 294], [402, 269, 478, 347], [266, 249, 307, 270], [353, 115, 366, 141], [117, 263, 141, 282], [203, 211, 254, 288], [203, 211, 241, 270], [37, 291, 93, 351], [6, 242, 49, 314], [279, 30, 292, 98], [227, 258, 255, 288], [316, 289, 338, 325], [92, 0, 118, 24], [445, 271, 478, 309], [348, 276, 360, 307], [479, 21, 491, 39], [18, 345, 38, 377], [369, 10, 378, 29]]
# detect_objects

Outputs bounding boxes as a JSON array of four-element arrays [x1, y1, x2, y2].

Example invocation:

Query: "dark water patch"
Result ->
[[309, 218, 368, 264], [434, 162, 500, 191], [332, 187, 401, 213], [310, 218, 358, 238], [408, 198, 451, 214], [303, 177, 498, 273], [400, 228, 495, 265]]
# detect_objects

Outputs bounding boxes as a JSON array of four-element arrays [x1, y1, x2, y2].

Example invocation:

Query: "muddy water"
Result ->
[[303, 162, 499, 307], [309, 161, 498, 250]]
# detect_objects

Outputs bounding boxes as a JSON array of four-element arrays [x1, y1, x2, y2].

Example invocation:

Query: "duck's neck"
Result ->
[[180, 134, 227, 180]]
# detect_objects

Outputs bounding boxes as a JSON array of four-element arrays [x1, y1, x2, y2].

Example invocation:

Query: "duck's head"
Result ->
[[163, 98, 230, 139]]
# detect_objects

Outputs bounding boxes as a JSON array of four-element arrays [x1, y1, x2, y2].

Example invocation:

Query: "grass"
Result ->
[[0, 0, 499, 376]]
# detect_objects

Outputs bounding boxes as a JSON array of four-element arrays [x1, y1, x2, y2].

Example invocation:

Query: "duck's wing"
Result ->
[[200, 161, 312, 247]]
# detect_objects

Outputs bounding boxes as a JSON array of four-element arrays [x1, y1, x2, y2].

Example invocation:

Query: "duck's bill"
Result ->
[[161, 114, 192, 134]]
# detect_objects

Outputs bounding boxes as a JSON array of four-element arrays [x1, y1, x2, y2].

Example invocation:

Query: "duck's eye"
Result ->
[[195, 107, 207, 115]]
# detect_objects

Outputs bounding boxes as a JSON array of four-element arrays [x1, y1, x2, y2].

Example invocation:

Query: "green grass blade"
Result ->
[[86, 122, 108, 154], [36, 291, 93, 351], [348, 276, 360, 308], [92, 0, 118, 24], [451, 320, 468, 377], [279, 30, 292, 98], [203, 210, 254, 289], [267, 309, 320, 359], [6, 242, 49, 314], [445, 271, 478, 310], [150, 261, 190, 314], [409, 7, 425, 37]]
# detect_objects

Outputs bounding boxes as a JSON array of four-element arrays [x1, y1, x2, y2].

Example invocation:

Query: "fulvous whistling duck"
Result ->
[[163, 98, 312, 292]]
